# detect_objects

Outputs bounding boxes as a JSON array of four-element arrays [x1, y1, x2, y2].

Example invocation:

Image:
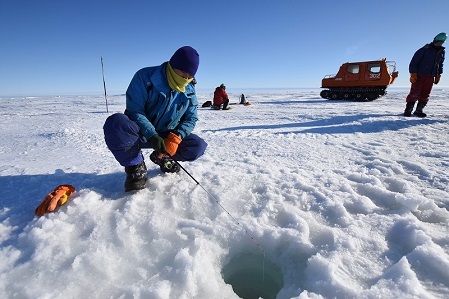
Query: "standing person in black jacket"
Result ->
[[404, 32, 446, 117]]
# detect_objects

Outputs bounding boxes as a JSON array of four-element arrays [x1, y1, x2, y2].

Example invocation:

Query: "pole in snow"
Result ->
[[101, 57, 109, 113]]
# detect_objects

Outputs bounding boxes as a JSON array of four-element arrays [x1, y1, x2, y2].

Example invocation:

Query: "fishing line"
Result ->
[[165, 152, 266, 280]]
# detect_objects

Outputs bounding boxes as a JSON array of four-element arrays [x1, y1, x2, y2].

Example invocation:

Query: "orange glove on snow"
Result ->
[[164, 132, 182, 156], [434, 74, 441, 84], [35, 185, 76, 216], [410, 73, 417, 84]]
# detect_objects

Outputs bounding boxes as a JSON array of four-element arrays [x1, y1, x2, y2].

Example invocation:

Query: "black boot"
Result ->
[[124, 161, 147, 192], [403, 102, 415, 117], [413, 102, 427, 117], [222, 98, 230, 110]]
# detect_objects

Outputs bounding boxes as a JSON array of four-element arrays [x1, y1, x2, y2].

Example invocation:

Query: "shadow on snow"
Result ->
[[205, 114, 443, 134], [0, 169, 160, 231]]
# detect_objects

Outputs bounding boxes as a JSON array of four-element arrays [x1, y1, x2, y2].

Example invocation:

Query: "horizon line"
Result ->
[[2, 86, 447, 98]]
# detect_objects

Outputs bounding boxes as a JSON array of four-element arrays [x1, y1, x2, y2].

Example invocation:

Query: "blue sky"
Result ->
[[1, 0, 448, 96]]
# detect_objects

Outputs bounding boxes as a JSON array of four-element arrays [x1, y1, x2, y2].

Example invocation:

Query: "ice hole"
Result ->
[[222, 252, 284, 299]]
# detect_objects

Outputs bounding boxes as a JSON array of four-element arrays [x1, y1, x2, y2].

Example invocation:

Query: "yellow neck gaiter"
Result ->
[[166, 63, 193, 92]]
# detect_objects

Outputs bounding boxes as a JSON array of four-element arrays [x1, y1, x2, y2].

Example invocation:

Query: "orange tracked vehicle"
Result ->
[[320, 58, 398, 101]]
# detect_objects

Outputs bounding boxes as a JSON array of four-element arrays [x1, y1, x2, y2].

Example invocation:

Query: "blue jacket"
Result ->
[[409, 43, 445, 76], [125, 62, 198, 140]]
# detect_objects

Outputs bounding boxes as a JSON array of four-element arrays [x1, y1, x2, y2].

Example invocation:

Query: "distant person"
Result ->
[[239, 93, 251, 106], [103, 46, 207, 192], [212, 83, 231, 110], [404, 32, 446, 117], [239, 93, 246, 104]]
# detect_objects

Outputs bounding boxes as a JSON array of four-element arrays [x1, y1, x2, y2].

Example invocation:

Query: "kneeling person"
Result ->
[[212, 83, 231, 110], [103, 46, 207, 192]]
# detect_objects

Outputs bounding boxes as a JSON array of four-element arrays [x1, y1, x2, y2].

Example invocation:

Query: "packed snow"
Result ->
[[1, 88, 449, 299]]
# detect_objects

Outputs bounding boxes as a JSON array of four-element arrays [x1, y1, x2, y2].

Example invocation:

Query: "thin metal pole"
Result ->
[[101, 57, 109, 113]]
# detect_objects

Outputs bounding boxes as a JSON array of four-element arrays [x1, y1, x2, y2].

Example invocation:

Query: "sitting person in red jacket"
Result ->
[[212, 83, 230, 110]]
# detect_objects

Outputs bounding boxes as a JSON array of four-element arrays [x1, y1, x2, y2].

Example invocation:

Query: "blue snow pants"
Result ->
[[103, 113, 207, 167]]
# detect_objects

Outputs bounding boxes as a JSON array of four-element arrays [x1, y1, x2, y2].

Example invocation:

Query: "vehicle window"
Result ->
[[368, 64, 381, 73], [347, 65, 359, 74]]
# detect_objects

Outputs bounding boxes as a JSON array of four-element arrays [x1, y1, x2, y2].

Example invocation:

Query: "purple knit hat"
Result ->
[[169, 46, 200, 76]]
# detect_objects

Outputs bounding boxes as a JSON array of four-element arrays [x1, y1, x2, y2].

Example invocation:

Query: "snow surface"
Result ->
[[1, 89, 449, 299]]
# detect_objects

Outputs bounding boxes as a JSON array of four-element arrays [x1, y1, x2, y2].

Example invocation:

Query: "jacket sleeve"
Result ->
[[409, 47, 425, 74], [438, 50, 445, 75], [125, 68, 157, 139]]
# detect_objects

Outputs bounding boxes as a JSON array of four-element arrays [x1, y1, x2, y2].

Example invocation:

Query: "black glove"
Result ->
[[149, 134, 166, 152]]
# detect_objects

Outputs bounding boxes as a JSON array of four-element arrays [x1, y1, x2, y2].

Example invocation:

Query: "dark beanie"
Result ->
[[169, 46, 199, 76]]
